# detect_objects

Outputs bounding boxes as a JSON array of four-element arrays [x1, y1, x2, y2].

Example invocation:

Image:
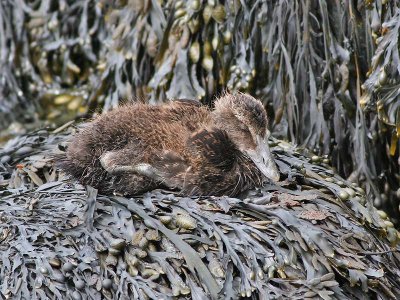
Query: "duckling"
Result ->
[[60, 93, 280, 196]]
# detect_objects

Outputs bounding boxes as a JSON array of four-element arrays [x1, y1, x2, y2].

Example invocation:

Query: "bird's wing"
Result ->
[[150, 150, 191, 190], [187, 128, 238, 171]]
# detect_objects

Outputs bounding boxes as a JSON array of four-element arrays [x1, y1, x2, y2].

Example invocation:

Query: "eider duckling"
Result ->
[[60, 93, 280, 196]]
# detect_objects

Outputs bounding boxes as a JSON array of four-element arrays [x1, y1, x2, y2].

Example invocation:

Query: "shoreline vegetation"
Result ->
[[0, 126, 399, 298], [1, 0, 400, 298], [1, 0, 398, 222]]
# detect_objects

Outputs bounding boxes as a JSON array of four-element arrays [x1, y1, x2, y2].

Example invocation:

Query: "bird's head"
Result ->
[[213, 92, 280, 182]]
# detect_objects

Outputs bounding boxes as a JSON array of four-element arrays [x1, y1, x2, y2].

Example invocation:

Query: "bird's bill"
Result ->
[[245, 135, 280, 182]]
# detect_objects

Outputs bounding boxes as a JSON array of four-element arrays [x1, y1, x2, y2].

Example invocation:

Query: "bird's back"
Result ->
[[61, 101, 211, 194]]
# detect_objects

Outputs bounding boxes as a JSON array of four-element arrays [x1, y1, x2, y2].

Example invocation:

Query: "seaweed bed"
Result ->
[[1, 125, 400, 299], [2, 0, 400, 222]]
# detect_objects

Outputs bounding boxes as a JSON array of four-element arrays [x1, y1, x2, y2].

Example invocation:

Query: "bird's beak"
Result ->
[[245, 135, 280, 182]]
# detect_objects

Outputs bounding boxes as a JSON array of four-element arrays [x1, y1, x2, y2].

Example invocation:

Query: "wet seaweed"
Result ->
[[1, 128, 400, 299], [1, 0, 398, 222]]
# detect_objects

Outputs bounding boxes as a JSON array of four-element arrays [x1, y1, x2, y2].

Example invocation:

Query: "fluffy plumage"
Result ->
[[60, 93, 279, 196]]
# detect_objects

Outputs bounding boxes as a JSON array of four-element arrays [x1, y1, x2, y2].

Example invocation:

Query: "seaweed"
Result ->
[[0, 0, 398, 222], [1, 127, 400, 299]]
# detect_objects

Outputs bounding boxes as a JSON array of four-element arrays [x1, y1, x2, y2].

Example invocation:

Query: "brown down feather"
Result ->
[[59, 93, 275, 196]]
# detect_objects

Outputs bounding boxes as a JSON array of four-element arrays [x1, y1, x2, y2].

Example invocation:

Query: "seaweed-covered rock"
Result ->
[[1, 127, 400, 299], [1, 0, 399, 220]]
